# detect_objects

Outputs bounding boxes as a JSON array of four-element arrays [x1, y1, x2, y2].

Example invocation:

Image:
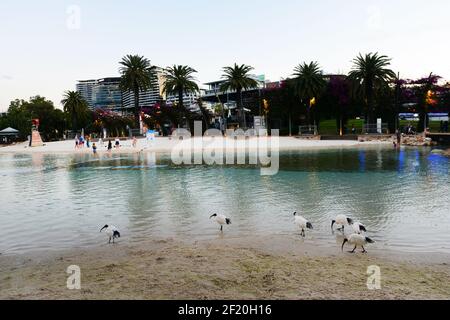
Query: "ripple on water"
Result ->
[[0, 148, 449, 256]]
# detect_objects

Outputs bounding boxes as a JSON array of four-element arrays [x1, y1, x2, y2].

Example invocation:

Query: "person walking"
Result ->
[[108, 139, 112, 152]]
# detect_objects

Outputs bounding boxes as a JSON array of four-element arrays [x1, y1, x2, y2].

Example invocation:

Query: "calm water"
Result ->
[[0, 147, 449, 256]]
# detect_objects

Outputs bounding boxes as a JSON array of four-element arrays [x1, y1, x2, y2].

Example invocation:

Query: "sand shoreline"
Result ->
[[1, 236, 449, 300], [0, 136, 393, 155]]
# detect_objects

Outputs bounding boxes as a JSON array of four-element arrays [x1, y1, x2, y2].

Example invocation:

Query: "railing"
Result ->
[[299, 125, 318, 136], [361, 124, 389, 134]]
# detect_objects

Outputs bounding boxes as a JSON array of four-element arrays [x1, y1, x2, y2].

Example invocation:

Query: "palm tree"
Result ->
[[220, 63, 259, 128], [162, 65, 199, 128], [119, 54, 156, 125], [61, 90, 89, 131], [292, 61, 327, 129], [348, 53, 396, 127]]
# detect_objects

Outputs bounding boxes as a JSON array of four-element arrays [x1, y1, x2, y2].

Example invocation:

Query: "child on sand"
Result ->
[[92, 143, 97, 154]]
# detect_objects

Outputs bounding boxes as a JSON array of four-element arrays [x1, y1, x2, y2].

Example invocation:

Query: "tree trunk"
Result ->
[[134, 87, 140, 127], [366, 81, 375, 128], [288, 112, 292, 136], [306, 104, 311, 127], [72, 114, 77, 132], [179, 89, 184, 128], [237, 88, 246, 129]]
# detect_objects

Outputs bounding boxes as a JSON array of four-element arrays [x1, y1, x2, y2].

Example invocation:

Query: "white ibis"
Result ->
[[293, 212, 313, 237], [342, 234, 375, 253], [100, 225, 121, 244], [352, 222, 367, 234], [331, 214, 353, 232], [209, 213, 231, 232]]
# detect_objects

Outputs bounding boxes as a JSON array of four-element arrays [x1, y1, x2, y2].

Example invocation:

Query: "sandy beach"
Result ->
[[0, 136, 393, 154], [1, 136, 448, 300], [1, 236, 449, 300]]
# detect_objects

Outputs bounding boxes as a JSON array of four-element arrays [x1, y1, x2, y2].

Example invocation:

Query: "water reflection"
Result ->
[[0, 146, 449, 255]]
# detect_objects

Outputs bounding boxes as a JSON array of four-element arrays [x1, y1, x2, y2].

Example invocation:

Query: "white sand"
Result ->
[[0, 136, 393, 154]]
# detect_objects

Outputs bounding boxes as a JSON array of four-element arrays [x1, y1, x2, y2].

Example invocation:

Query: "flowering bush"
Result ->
[[92, 109, 134, 137]]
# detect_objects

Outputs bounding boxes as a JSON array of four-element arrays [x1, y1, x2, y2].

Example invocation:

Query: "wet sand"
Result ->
[[1, 236, 449, 300]]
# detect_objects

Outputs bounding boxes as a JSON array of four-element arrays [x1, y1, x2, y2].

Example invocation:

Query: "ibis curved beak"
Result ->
[[209, 214, 215, 219], [341, 239, 348, 252], [331, 220, 336, 230], [100, 226, 107, 232]]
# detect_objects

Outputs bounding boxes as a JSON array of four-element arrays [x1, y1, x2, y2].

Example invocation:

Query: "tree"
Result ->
[[61, 90, 89, 131], [119, 54, 156, 125], [162, 65, 199, 128], [4, 96, 66, 141], [348, 53, 396, 126], [291, 61, 327, 127], [328, 76, 351, 135], [412, 73, 441, 132], [220, 63, 259, 128]]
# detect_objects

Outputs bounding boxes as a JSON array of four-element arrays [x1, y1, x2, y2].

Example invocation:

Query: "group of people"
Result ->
[[74, 135, 89, 149], [75, 135, 138, 154]]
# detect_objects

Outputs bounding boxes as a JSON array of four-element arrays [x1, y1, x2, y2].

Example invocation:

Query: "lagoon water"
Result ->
[[0, 146, 449, 256]]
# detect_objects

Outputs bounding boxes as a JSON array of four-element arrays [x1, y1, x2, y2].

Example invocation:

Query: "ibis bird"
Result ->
[[100, 225, 121, 244], [342, 234, 375, 253], [352, 222, 367, 234], [293, 212, 313, 237], [209, 213, 231, 232], [331, 214, 353, 233]]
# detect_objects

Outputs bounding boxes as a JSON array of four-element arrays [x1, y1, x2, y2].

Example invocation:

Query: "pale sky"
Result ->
[[1, 0, 449, 111]]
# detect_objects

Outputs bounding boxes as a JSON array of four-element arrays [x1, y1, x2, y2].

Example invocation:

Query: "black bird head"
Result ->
[[100, 225, 108, 232], [347, 218, 354, 225], [293, 212, 297, 216], [209, 214, 217, 219], [341, 238, 348, 252]]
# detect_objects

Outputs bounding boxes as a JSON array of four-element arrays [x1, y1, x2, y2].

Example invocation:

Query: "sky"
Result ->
[[0, 0, 449, 111]]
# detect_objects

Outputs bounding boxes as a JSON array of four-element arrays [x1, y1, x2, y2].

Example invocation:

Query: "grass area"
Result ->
[[319, 119, 364, 135], [399, 120, 442, 132], [318, 120, 443, 135]]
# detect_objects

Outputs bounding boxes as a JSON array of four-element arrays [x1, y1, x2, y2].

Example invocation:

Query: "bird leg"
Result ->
[[362, 246, 367, 254], [108, 237, 111, 244], [301, 229, 305, 238], [348, 246, 357, 253], [220, 225, 223, 232]]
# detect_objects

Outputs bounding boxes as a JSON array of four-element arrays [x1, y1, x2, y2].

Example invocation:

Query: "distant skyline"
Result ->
[[1, 0, 450, 111]]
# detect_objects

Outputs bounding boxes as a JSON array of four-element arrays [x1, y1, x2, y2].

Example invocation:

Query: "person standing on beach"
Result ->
[[396, 129, 401, 147], [108, 139, 112, 152], [92, 142, 97, 155], [115, 137, 120, 148], [86, 136, 90, 148], [132, 136, 137, 148]]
